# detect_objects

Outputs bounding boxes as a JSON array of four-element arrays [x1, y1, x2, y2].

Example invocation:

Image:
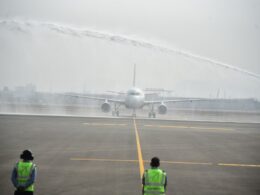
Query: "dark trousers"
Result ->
[[14, 190, 33, 195]]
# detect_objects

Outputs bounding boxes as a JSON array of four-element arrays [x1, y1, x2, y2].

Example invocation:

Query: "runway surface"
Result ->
[[0, 114, 260, 195]]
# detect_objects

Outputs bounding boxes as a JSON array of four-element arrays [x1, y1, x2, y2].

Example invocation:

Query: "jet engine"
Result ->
[[158, 104, 167, 114], [101, 102, 111, 113]]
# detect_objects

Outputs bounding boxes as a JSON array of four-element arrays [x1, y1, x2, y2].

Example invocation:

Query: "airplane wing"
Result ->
[[144, 98, 205, 105], [106, 91, 127, 95], [64, 93, 125, 104], [144, 92, 160, 96]]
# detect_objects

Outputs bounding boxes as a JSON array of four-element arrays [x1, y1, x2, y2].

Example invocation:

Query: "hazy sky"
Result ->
[[0, 0, 260, 99]]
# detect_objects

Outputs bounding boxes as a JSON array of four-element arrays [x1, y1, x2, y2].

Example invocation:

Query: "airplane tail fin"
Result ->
[[133, 64, 136, 87]]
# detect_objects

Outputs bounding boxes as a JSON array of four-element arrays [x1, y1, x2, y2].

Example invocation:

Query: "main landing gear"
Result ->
[[112, 110, 119, 116], [112, 104, 121, 117], [148, 112, 156, 118], [148, 104, 156, 118]]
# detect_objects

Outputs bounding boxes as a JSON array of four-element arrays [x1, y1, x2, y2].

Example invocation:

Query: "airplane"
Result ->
[[67, 65, 201, 118]]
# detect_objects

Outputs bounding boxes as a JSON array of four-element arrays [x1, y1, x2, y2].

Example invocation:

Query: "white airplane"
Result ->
[[68, 65, 201, 118]]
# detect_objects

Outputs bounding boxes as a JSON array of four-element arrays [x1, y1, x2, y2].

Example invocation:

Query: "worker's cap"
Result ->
[[150, 157, 160, 167], [20, 150, 34, 161]]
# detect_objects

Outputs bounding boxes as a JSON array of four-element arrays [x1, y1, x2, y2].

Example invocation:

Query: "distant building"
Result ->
[[15, 84, 36, 93], [3, 86, 9, 92]]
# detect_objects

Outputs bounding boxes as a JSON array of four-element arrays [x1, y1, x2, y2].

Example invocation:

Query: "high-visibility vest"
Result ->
[[16, 161, 35, 191], [143, 168, 166, 195]]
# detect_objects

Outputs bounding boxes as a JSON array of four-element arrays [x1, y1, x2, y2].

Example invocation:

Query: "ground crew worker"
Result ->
[[11, 150, 37, 195], [142, 157, 167, 195]]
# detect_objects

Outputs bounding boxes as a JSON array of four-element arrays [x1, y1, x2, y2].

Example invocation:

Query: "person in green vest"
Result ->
[[11, 150, 37, 195], [142, 157, 167, 195]]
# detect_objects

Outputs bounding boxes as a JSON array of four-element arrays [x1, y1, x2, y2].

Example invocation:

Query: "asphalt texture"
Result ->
[[0, 114, 260, 195]]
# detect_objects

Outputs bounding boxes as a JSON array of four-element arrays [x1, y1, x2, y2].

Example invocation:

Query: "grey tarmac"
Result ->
[[0, 114, 260, 195]]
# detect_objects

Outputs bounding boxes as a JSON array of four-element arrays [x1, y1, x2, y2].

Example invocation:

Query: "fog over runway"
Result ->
[[1, 1, 260, 194], [0, 114, 260, 195]]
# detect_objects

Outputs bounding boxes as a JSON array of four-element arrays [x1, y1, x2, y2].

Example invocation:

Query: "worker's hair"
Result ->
[[20, 150, 34, 161], [150, 157, 160, 167]]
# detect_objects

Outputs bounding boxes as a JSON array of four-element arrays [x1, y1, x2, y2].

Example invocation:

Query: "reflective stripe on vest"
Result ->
[[144, 168, 166, 195], [16, 161, 35, 191]]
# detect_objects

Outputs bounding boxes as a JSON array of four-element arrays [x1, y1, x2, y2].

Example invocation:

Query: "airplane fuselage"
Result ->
[[125, 87, 145, 109]]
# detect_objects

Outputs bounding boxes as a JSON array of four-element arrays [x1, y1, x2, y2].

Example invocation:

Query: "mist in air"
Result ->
[[0, 0, 260, 99]]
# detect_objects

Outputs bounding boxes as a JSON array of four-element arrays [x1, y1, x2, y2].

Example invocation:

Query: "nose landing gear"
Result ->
[[132, 109, 136, 118]]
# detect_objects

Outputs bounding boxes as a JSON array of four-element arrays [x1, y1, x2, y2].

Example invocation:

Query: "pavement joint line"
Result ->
[[160, 161, 213, 165], [144, 124, 234, 131], [70, 158, 260, 168], [133, 118, 145, 179], [69, 158, 211, 165], [82, 123, 127, 126], [70, 158, 139, 163]]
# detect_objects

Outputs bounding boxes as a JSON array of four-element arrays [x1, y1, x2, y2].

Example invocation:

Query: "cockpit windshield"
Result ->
[[129, 92, 140, 96]]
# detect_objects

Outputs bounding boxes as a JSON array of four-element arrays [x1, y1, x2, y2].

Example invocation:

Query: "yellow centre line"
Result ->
[[133, 118, 145, 179], [144, 125, 233, 131]]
